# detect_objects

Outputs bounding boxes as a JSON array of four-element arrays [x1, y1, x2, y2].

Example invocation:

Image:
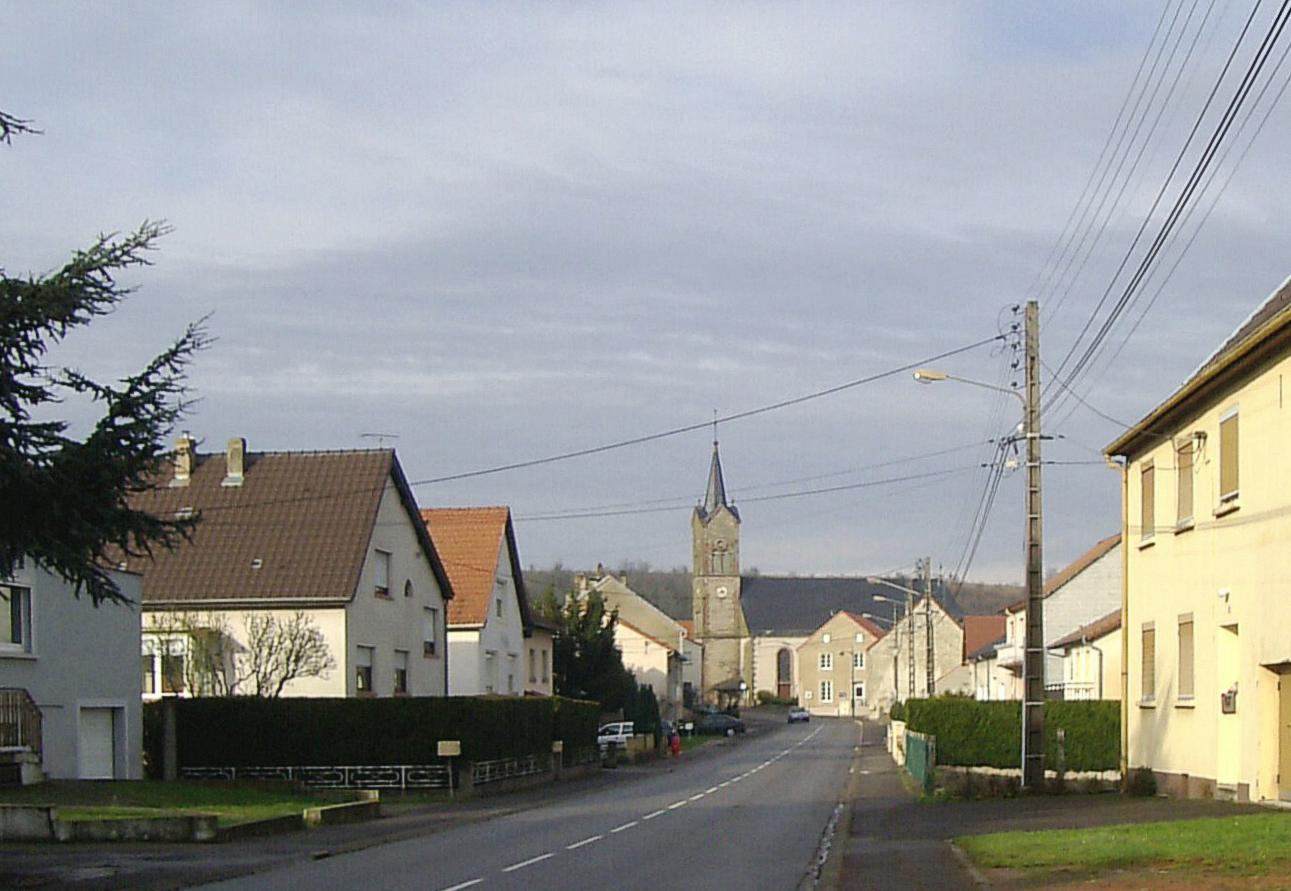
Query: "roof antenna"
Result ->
[[360, 432, 400, 448]]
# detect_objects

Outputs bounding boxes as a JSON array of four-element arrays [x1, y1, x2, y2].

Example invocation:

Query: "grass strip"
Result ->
[[958, 812, 1291, 875]]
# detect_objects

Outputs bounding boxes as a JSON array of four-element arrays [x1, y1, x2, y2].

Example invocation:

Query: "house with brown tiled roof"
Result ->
[[985, 533, 1122, 701], [125, 436, 452, 699], [421, 507, 547, 696]]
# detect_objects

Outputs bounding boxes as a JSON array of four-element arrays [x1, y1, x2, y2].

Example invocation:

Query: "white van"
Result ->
[[596, 721, 634, 750]]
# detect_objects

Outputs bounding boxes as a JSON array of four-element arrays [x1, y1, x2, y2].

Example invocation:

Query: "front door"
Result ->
[[78, 708, 116, 779], [1281, 675, 1291, 801]]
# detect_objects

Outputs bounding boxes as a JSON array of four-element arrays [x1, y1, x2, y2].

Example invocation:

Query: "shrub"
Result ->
[[889, 700, 906, 722], [756, 691, 799, 707], [902, 697, 1119, 772], [553, 696, 599, 765], [148, 694, 598, 769]]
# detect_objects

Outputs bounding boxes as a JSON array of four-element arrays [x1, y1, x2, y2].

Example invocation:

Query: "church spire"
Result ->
[[703, 438, 729, 516]]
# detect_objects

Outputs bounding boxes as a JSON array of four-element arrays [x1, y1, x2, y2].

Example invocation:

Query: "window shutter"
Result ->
[[1178, 616, 1194, 698], [1176, 441, 1193, 523], [1140, 463, 1155, 540], [1141, 625, 1156, 700], [1219, 413, 1239, 499]]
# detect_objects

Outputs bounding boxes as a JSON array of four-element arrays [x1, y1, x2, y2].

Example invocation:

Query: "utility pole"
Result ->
[[906, 566, 916, 701], [1021, 299, 1046, 789], [924, 557, 935, 697]]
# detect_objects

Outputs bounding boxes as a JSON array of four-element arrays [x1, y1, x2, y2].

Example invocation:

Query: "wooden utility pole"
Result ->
[[924, 557, 935, 697], [1022, 300, 1046, 788]]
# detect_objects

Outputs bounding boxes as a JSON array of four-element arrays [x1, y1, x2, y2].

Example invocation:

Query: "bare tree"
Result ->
[[144, 611, 335, 697]]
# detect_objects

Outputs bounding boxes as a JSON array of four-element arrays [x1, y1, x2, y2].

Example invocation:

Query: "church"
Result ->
[[688, 440, 968, 710]]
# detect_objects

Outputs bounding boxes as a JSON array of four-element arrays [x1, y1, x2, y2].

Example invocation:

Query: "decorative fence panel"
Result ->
[[181, 763, 452, 789], [472, 754, 546, 785], [905, 730, 937, 793]]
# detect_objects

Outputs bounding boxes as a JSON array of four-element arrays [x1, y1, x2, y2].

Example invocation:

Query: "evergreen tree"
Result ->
[[538, 586, 635, 711], [1, 112, 208, 604]]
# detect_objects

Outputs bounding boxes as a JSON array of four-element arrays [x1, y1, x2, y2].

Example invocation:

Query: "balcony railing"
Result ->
[[0, 688, 42, 757]]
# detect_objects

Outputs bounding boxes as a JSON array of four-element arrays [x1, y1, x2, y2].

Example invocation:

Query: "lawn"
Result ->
[[958, 812, 1291, 878], [0, 780, 322, 827]]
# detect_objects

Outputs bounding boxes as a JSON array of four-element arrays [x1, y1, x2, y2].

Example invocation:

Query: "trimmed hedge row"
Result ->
[[902, 697, 1119, 772], [144, 695, 600, 773]]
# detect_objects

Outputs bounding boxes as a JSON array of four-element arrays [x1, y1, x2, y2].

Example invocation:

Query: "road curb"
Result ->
[[949, 840, 993, 888], [808, 719, 865, 891]]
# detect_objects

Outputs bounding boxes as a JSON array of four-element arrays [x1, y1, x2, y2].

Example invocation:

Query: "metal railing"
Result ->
[[181, 763, 451, 789], [472, 753, 546, 785], [905, 730, 937, 793], [0, 688, 42, 757]]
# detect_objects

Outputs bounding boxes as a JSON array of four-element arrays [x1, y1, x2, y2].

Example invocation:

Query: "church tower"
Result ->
[[691, 439, 749, 704]]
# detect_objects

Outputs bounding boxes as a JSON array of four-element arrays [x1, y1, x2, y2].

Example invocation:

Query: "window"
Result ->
[[161, 644, 185, 695], [820, 680, 833, 702], [822, 633, 831, 644], [854, 682, 865, 703], [528, 648, 537, 683], [355, 645, 374, 693], [374, 550, 391, 597], [507, 655, 517, 694], [1140, 623, 1155, 703], [819, 652, 833, 671], [393, 649, 409, 695], [141, 643, 156, 695], [1140, 461, 1155, 542], [404, 579, 414, 598], [495, 598, 503, 618], [0, 585, 31, 653], [1178, 615, 1194, 700], [1219, 410, 1239, 503], [423, 607, 438, 656], [541, 649, 549, 682], [484, 651, 496, 693], [1176, 440, 1194, 526], [853, 652, 864, 670]]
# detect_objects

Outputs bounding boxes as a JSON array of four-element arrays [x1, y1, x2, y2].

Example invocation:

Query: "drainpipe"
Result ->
[[1106, 451, 1130, 779], [1086, 636, 1105, 701]]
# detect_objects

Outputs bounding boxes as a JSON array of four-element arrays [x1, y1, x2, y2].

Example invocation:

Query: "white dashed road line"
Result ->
[[705, 786, 718, 794], [643, 809, 666, 820], [566, 835, 602, 850], [668, 800, 688, 809], [688, 793, 704, 801], [503, 853, 553, 872], [610, 821, 638, 834], [442, 880, 483, 890]]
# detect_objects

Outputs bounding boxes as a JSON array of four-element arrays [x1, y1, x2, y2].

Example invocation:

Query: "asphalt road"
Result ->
[[198, 717, 861, 891]]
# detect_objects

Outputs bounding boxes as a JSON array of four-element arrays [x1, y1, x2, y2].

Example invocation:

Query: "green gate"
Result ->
[[905, 729, 937, 792]]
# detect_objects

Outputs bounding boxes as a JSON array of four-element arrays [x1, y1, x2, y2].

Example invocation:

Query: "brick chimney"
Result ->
[[170, 433, 196, 487], [222, 437, 246, 487]]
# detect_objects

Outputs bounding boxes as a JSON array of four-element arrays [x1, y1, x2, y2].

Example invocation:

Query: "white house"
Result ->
[[126, 437, 453, 699], [1050, 610, 1122, 701], [422, 507, 544, 696], [0, 560, 143, 780]]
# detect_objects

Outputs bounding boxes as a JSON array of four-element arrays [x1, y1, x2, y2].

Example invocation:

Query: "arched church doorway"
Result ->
[[776, 648, 793, 700]]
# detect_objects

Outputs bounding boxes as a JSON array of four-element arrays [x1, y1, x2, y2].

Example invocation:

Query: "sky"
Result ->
[[5, 2, 1291, 583]]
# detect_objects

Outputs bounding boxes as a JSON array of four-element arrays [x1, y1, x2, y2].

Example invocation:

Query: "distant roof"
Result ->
[[967, 635, 1004, 662], [962, 615, 1007, 660], [618, 618, 676, 651], [741, 575, 958, 636], [1006, 533, 1121, 612], [122, 447, 451, 605], [1108, 276, 1291, 457], [422, 507, 531, 629], [1051, 609, 1122, 650]]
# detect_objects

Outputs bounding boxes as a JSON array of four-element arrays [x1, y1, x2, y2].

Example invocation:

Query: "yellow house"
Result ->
[[796, 611, 886, 717], [1106, 277, 1291, 802]]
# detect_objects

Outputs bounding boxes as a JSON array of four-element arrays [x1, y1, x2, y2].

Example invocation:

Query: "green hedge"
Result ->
[[902, 698, 1119, 772], [145, 695, 599, 771]]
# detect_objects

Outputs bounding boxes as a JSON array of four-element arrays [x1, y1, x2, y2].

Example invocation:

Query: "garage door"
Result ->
[[78, 708, 116, 779]]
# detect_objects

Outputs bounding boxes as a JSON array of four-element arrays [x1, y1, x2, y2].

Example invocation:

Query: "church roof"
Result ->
[[695, 440, 740, 522], [740, 575, 959, 637]]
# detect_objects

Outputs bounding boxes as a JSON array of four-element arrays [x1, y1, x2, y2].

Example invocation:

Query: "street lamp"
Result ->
[[913, 300, 1045, 789]]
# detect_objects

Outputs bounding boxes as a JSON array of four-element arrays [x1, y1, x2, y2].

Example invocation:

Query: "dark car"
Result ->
[[695, 713, 746, 737], [787, 706, 810, 723]]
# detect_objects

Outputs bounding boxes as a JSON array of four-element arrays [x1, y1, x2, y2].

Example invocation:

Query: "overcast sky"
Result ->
[[5, 2, 1290, 583]]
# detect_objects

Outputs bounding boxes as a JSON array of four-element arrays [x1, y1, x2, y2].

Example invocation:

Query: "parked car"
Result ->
[[787, 706, 810, 723], [695, 714, 746, 737], [597, 721, 634, 751]]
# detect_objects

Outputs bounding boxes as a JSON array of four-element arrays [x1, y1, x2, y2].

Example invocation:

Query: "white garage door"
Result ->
[[78, 708, 116, 779]]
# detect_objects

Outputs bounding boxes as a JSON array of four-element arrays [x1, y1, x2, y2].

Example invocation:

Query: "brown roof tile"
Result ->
[[1051, 609, 1122, 650], [962, 615, 1007, 660], [422, 507, 529, 629], [121, 448, 450, 604]]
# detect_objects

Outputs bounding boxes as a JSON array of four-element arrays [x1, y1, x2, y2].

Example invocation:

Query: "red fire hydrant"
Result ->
[[670, 731, 681, 758]]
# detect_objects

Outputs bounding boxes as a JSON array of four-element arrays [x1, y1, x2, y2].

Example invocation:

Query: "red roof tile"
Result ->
[[422, 507, 530, 629]]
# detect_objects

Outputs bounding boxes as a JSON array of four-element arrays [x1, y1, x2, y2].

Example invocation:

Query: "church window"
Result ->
[[711, 539, 732, 575]]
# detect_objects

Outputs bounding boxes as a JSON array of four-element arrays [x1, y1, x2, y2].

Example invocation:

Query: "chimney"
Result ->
[[170, 433, 196, 487], [223, 437, 246, 487]]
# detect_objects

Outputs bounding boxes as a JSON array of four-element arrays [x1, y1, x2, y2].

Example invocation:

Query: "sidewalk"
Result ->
[[834, 728, 1267, 891]]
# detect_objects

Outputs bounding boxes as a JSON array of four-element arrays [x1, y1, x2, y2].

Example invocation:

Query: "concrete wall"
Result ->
[[524, 627, 553, 696], [866, 602, 964, 710], [751, 634, 806, 700], [617, 623, 680, 716], [0, 564, 142, 779], [1123, 345, 1291, 801]]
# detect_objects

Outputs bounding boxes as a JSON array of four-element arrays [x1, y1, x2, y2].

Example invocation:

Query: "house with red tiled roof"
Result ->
[[421, 507, 548, 696], [796, 611, 887, 717], [126, 437, 453, 699]]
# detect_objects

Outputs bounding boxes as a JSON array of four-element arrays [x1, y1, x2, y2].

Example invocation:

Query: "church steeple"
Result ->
[[703, 439, 728, 516]]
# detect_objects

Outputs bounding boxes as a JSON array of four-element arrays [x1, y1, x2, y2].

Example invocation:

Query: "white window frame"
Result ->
[[423, 607, 438, 657], [853, 651, 864, 670], [393, 649, 409, 695], [373, 549, 392, 597], [820, 679, 833, 702], [355, 645, 375, 694], [1, 584, 32, 654], [819, 652, 833, 671], [854, 682, 865, 703]]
